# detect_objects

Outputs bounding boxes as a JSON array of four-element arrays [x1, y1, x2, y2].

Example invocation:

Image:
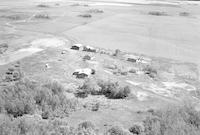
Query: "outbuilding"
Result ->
[[73, 68, 95, 79], [137, 57, 152, 64], [83, 46, 96, 52], [71, 44, 83, 50], [124, 54, 139, 63], [124, 54, 151, 64]]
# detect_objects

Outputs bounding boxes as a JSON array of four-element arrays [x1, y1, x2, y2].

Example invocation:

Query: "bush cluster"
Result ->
[[0, 79, 78, 119], [142, 66, 157, 79], [105, 126, 131, 135], [142, 105, 200, 135], [113, 69, 128, 76], [129, 124, 143, 135], [113, 49, 121, 57], [34, 14, 50, 19], [98, 81, 131, 99], [35, 80, 78, 119], [37, 4, 50, 8], [0, 43, 8, 54], [78, 14, 92, 18], [3, 66, 23, 82], [1, 15, 22, 20], [148, 11, 168, 16], [87, 9, 104, 14], [83, 55, 92, 61], [0, 116, 98, 135], [76, 79, 131, 99], [179, 12, 190, 17]]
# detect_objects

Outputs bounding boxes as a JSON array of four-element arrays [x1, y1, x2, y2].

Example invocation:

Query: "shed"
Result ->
[[73, 68, 95, 79], [83, 46, 96, 52], [124, 54, 139, 63], [71, 44, 83, 50]]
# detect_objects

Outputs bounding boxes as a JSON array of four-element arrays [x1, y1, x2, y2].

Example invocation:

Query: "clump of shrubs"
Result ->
[[0, 79, 36, 117], [128, 68, 136, 74], [71, 3, 81, 6], [1, 15, 22, 20], [37, 4, 50, 8], [0, 43, 8, 54], [88, 9, 104, 13], [142, 105, 200, 135], [0, 116, 98, 135], [35, 80, 78, 118], [76, 121, 98, 135], [71, 3, 89, 7], [75, 79, 101, 98], [78, 121, 96, 130], [83, 46, 97, 52], [98, 81, 131, 99], [113, 69, 128, 76], [75, 89, 89, 98], [3, 65, 23, 82], [105, 64, 117, 70], [34, 13, 50, 19], [83, 55, 92, 61], [0, 78, 78, 119], [91, 103, 100, 111], [129, 124, 143, 135], [148, 11, 168, 16], [142, 65, 157, 79], [76, 79, 131, 99], [190, 90, 200, 99], [147, 108, 155, 114], [79, 14, 92, 18], [179, 12, 190, 17], [105, 126, 131, 135], [113, 49, 121, 57]]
